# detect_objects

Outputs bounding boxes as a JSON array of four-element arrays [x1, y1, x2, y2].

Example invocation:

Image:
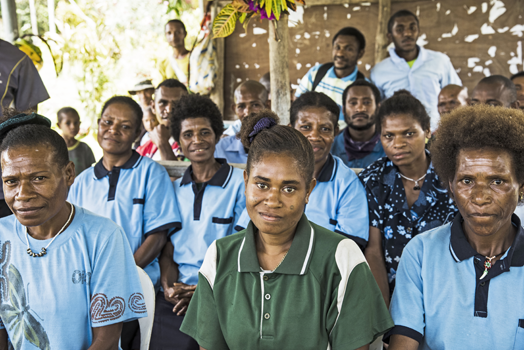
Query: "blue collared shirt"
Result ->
[[388, 213, 524, 349], [370, 46, 461, 131], [68, 151, 181, 287], [295, 65, 361, 120], [331, 130, 386, 169], [235, 155, 369, 248], [171, 159, 246, 285], [214, 135, 248, 164]]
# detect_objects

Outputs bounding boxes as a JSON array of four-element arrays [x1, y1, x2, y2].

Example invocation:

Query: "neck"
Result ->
[[63, 136, 77, 148], [314, 157, 328, 179], [348, 125, 376, 142], [191, 158, 221, 183], [334, 65, 356, 79], [172, 46, 188, 59], [256, 226, 295, 256], [397, 150, 428, 180], [27, 202, 73, 240], [102, 149, 134, 172], [463, 219, 516, 257], [395, 46, 419, 62]]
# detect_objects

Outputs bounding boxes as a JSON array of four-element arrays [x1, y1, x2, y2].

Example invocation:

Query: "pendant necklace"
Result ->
[[260, 251, 289, 272], [25, 203, 75, 258], [479, 251, 506, 280], [399, 172, 427, 191]]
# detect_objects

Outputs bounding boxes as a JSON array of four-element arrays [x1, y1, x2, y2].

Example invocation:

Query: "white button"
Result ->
[[264, 313, 270, 319], [265, 294, 271, 300]]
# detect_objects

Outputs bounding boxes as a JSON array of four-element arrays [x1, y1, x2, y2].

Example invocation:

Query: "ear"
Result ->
[[334, 124, 340, 136], [97, 118, 101, 126], [357, 48, 365, 60], [243, 170, 249, 191], [424, 128, 432, 140], [231, 103, 237, 114], [447, 180, 455, 200], [512, 100, 520, 109], [387, 32, 393, 44], [305, 178, 317, 204], [265, 100, 271, 108], [64, 161, 76, 187]]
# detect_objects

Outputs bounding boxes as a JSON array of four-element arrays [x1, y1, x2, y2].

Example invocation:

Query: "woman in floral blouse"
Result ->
[[359, 90, 457, 305]]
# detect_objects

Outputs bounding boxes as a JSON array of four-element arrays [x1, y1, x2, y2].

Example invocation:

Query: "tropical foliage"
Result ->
[[212, 0, 305, 38]]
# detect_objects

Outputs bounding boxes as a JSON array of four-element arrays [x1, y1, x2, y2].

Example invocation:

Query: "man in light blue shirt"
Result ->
[[370, 10, 461, 131], [295, 27, 367, 120], [215, 80, 268, 164]]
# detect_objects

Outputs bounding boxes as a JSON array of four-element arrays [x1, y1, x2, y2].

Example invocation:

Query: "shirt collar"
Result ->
[[449, 212, 524, 267], [327, 64, 359, 82], [388, 45, 426, 65], [93, 150, 141, 179], [316, 154, 336, 183], [237, 214, 315, 275], [180, 158, 233, 187]]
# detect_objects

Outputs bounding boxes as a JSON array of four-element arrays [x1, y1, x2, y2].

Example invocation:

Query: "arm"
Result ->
[[149, 124, 177, 161], [365, 227, 390, 307], [389, 334, 419, 350], [134, 230, 168, 268], [88, 323, 123, 350]]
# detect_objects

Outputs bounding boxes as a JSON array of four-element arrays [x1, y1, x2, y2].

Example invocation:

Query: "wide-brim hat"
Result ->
[[128, 79, 155, 95]]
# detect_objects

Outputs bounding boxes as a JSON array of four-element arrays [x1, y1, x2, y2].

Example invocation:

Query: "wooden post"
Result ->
[[210, 1, 225, 115], [269, 15, 291, 125], [48, 0, 56, 34], [374, 0, 391, 64], [0, 0, 19, 43], [29, 0, 38, 35]]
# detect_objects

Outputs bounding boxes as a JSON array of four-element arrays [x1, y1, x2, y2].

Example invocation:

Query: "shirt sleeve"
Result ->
[[143, 164, 182, 236], [334, 177, 370, 249], [327, 239, 394, 348], [359, 174, 383, 231], [85, 143, 96, 166], [13, 55, 49, 110], [387, 237, 425, 343], [180, 241, 229, 350], [233, 180, 246, 228], [441, 56, 462, 87], [234, 207, 250, 231], [295, 66, 317, 98], [90, 227, 146, 327]]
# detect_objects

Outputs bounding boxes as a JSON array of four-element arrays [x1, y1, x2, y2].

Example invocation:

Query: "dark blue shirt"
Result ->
[[331, 131, 386, 169], [358, 152, 457, 292]]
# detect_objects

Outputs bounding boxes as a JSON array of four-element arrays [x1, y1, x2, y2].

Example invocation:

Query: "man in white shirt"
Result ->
[[370, 10, 462, 131]]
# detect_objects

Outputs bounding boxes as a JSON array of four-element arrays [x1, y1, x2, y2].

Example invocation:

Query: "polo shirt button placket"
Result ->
[[263, 275, 269, 281], [264, 313, 270, 320], [265, 294, 271, 300]]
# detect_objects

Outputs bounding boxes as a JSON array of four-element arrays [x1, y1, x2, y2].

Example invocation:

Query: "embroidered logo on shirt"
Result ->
[[128, 293, 147, 314], [72, 270, 92, 285], [90, 293, 126, 323], [0, 264, 50, 350]]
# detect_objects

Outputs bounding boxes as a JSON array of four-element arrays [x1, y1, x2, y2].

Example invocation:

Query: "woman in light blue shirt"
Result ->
[[150, 94, 245, 350]]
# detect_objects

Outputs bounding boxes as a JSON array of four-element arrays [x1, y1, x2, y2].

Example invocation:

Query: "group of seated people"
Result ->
[[2, 8, 524, 350]]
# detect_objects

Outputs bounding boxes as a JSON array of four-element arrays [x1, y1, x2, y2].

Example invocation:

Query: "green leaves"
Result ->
[[213, 4, 240, 38]]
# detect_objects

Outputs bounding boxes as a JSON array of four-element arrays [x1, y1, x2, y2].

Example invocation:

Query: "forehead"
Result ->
[[156, 86, 186, 101], [382, 113, 420, 130], [392, 15, 418, 28], [512, 76, 524, 87], [472, 82, 505, 99], [456, 148, 515, 175], [296, 106, 336, 125], [250, 153, 305, 183], [166, 22, 184, 31], [180, 117, 213, 131], [102, 103, 137, 122], [137, 88, 154, 94], [235, 88, 264, 103], [1, 144, 56, 174], [60, 111, 80, 120], [438, 89, 461, 100], [333, 35, 359, 47], [347, 86, 375, 100]]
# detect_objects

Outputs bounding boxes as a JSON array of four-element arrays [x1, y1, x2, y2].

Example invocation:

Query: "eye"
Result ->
[[282, 187, 295, 194], [122, 125, 130, 130], [183, 133, 192, 138], [34, 176, 45, 181], [300, 125, 310, 130], [256, 183, 268, 190], [406, 132, 414, 137], [321, 127, 332, 132], [461, 178, 472, 185], [492, 179, 503, 185], [383, 133, 392, 139], [4, 180, 16, 185]]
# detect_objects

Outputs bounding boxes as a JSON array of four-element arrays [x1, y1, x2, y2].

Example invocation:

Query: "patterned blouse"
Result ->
[[358, 152, 458, 293]]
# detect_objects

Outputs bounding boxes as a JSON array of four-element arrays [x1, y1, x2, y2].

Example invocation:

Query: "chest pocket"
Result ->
[[514, 320, 524, 349], [212, 217, 233, 224]]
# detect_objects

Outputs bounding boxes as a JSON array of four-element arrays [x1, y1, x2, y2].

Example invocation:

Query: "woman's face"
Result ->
[[381, 113, 430, 167], [293, 107, 338, 166], [178, 117, 218, 163], [98, 103, 140, 156], [244, 153, 316, 237], [142, 110, 158, 133], [1, 145, 74, 227], [451, 148, 524, 237]]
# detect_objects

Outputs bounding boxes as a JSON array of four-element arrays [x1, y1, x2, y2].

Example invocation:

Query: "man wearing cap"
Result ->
[[129, 79, 155, 110]]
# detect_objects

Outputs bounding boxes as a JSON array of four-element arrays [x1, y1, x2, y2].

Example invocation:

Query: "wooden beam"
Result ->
[[157, 160, 361, 177], [269, 15, 291, 125], [210, 1, 225, 115], [0, 0, 19, 43], [375, 0, 391, 64]]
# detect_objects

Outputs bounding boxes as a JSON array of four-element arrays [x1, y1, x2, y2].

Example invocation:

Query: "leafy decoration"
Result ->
[[213, 4, 241, 38]]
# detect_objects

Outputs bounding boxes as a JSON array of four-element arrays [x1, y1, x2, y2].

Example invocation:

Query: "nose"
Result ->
[[16, 181, 36, 201], [355, 101, 367, 113], [265, 188, 282, 209], [471, 184, 492, 206], [308, 126, 321, 140], [392, 136, 406, 149]]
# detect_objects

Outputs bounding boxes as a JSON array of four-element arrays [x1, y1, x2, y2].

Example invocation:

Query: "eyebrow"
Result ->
[[2, 170, 50, 178]]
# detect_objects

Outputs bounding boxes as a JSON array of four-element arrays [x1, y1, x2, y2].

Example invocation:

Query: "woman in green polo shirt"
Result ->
[[181, 111, 393, 349]]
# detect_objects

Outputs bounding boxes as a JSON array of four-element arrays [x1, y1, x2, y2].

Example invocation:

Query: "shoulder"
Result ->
[[229, 166, 245, 182], [0, 215, 18, 237], [333, 156, 359, 183], [358, 156, 389, 185], [404, 222, 451, 258], [73, 206, 126, 242], [73, 165, 95, 183], [371, 57, 393, 73], [216, 135, 236, 148]]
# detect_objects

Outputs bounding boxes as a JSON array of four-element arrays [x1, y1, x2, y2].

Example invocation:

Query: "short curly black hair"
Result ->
[[290, 92, 339, 127], [101, 96, 143, 132], [169, 94, 224, 143], [431, 105, 524, 195], [377, 90, 431, 131]]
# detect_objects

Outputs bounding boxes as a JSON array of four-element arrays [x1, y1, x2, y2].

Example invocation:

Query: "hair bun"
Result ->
[[248, 117, 277, 143], [0, 112, 51, 141], [239, 111, 280, 149]]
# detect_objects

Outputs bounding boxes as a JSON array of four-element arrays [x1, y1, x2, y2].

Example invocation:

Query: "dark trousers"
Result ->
[[121, 320, 140, 350], [149, 292, 199, 350], [0, 200, 12, 218]]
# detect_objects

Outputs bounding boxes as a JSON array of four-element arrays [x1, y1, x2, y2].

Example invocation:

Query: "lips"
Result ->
[[15, 206, 43, 216], [103, 137, 120, 144], [392, 152, 409, 159], [258, 211, 282, 222], [352, 113, 369, 120], [190, 148, 208, 153]]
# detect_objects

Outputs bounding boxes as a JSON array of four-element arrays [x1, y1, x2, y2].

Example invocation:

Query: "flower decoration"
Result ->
[[212, 0, 305, 38]]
